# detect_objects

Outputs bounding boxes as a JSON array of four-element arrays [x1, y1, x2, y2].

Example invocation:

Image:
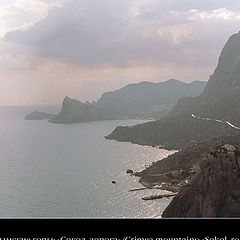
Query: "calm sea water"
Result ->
[[0, 106, 175, 218]]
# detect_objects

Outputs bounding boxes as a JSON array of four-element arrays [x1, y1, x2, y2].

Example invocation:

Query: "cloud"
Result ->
[[2, 0, 240, 105], [5, 0, 132, 66], [186, 8, 240, 21], [4, 0, 240, 70], [0, 0, 59, 38]]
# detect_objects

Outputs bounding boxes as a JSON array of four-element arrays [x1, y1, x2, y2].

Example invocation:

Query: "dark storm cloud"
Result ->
[[5, 0, 240, 67]]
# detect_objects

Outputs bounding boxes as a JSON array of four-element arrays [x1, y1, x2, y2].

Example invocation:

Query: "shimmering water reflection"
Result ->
[[0, 106, 175, 218]]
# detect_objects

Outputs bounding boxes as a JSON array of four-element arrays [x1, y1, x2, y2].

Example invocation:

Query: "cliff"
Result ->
[[49, 96, 111, 123], [106, 32, 240, 149], [162, 144, 240, 218]]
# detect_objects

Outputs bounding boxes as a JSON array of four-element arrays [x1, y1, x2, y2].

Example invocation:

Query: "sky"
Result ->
[[1, 0, 240, 105]]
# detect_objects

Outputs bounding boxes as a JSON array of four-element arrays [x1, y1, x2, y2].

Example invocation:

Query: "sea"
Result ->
[[0, 105, 175, 218]]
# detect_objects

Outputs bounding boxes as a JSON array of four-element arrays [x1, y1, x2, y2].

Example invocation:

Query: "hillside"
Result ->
[[136, 133, 240, 191], [94, 79, 206, 119], [106, 32, 240, 149]]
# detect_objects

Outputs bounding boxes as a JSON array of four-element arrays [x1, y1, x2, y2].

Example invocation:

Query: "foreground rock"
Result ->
[[136, 133, 240, 190], [162, 144, 240, 218], [25, 111, 56, 120], [106, 31, 240, 149]]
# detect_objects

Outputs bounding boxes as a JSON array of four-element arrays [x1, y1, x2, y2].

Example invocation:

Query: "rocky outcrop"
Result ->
[[106, 31, 240, 149], [49, 96, 112, 123], [162, 144, 240, 218], [136, 133, 240, 189], [25, 111, 56, 120]]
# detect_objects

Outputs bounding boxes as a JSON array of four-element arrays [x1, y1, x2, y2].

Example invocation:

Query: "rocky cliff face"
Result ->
[[49, 96, 101, 123], [106, 32, 240, 149], [172, 32, 240, 123], [203, 32, 240, 102], [162, 144, 240, 218]]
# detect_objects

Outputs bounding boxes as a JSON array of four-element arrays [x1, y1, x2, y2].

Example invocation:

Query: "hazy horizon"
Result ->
[[0, 78, 208, 107], [1, 0, 240, 105]]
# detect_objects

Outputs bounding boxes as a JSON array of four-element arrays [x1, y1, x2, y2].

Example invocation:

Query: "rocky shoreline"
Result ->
[[131, 133, 240, 192]]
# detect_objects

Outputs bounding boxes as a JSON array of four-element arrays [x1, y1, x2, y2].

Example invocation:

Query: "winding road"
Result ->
[[191, 114, 240, 130]]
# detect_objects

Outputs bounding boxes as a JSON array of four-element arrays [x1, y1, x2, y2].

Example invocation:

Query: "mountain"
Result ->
[[49, 96, 113, 123], [94, 79, 206, 119], [162, 144, 240, 218], [106, 32, 240, 149], [25, 111, 56, 120], [48, 80, 206, 124], [49, 96, 97, 123]]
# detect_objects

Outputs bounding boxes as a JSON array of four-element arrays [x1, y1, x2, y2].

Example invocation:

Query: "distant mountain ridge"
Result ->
[[106, 32, 240, 149], [47, 79, 206, 123], [94, 79, 206, 119]]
